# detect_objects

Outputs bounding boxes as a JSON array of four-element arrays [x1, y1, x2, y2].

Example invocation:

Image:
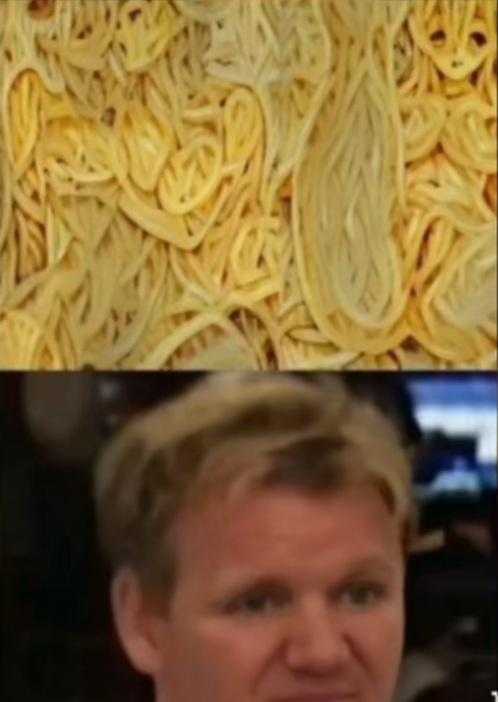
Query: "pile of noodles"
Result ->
[[0, 0, 496, 369]]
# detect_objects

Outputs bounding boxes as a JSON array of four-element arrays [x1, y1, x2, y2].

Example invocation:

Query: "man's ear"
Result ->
[[111, 567, 167, 676]]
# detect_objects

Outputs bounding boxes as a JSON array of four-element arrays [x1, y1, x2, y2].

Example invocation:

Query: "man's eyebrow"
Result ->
[[213, 574, 290, 599], [214, 557, 397, 597]]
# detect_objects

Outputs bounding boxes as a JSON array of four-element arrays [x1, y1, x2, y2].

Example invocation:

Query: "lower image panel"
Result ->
[[1, 372, 496, 702]]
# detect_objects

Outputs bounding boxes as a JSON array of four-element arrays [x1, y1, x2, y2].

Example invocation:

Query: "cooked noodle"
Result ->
[[0, 0, 496, 369]]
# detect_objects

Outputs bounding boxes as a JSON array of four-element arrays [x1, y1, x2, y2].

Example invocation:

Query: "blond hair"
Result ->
[[94, 373, 416, 597]]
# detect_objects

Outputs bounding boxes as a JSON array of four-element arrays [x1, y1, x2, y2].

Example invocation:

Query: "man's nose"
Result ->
[[283, 600, 351, 675]]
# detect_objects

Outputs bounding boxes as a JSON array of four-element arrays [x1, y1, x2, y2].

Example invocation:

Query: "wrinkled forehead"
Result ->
[[170, 485, 404, 589]]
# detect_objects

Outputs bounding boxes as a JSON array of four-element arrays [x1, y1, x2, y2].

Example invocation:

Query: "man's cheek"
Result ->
[[202, 622, 265, 667], [356, 609, 404, 667]]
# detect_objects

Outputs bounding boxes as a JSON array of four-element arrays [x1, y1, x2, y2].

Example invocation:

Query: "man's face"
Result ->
[[151, 485, 405, 702]]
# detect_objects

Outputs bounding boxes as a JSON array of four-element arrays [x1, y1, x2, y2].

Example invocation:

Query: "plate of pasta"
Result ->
[[0, 0, 496, 369]]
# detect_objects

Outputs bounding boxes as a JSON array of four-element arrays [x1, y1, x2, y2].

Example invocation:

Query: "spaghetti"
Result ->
[[0, 0, 496, 369]]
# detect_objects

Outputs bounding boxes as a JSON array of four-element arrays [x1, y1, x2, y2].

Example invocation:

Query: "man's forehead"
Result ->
[[181, 483, 393, 525], [173, 485, 400, 571]]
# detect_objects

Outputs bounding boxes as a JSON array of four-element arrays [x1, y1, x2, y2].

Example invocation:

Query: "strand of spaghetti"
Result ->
[[169, 246, 216, 307], [410, 307, 491, 363], [220, 295, 284, 369], [58, 303, 81, 369], [33, 299, 65, 369], [421, 228, 495, 323], [87, 267, 164, 368], [0, 148, 13, 251], [137, 311, 240, 370], [118, 181, 199, 250], [287, 351, 364, 372], [0, 310, 43, 369]]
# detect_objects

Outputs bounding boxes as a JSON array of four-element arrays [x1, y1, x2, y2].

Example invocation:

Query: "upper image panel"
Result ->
[[0, 0, 496, 370]]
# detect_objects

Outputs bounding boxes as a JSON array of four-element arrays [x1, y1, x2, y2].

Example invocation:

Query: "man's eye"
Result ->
[[226, 591, 286, 616], [340, 582, 387, 610]]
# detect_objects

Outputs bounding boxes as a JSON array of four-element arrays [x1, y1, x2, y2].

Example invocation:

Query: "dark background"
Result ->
[[1, 372, 496, 702]]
